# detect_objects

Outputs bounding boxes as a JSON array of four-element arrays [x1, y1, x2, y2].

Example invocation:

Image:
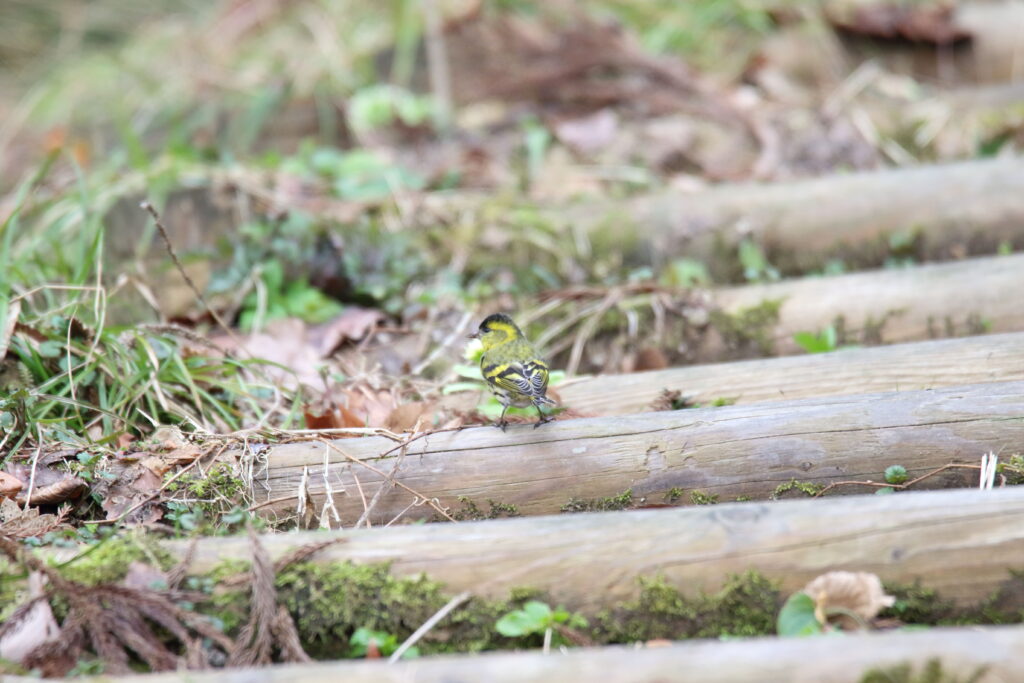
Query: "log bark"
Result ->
[[566, 156, 1024, 275], [698, 252, 1024, 360], [249, 381, 1024, 524], [557, 332, 1024, 416], [77, 625, 1024, 683], [186, 487, 1024, 606]]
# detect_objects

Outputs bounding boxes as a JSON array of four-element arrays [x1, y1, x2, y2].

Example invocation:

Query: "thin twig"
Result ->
[[355, 440, 410, 528], [813, 462, 984, 498], [22, 427, 43, 509], [388, 591, 470, 663], [139, 202, 241, 347], [319, 439, 457, 522]]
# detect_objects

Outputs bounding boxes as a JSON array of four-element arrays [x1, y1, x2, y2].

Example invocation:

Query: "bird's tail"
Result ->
[[534, 394, 557, 407]]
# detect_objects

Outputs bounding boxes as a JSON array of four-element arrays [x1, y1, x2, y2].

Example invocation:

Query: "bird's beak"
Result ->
[[467, 331, 480, 340]]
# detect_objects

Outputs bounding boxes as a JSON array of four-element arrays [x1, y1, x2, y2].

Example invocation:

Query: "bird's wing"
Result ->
[[490, 359, 549, 399]]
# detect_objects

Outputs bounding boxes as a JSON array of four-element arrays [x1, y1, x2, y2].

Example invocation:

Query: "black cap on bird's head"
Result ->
[[468, 313, 519, 339]]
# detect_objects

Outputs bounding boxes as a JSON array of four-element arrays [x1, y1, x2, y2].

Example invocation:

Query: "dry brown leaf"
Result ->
[[0, 498, 70, 538], [827, 2, 971, 45], [309, 307, 385, 357], [632, 347, 669, 372], [339, 388, 395, 429], [100, 465, 164, 523], [151, 426, 189, 449], [384, 401, 431, 433], [0, 471, 24, 499], [803, 571, 895, 630], [16, 476, 87, 506]]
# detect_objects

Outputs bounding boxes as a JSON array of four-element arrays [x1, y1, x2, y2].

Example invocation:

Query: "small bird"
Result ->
[[469, 313, 555, 431]]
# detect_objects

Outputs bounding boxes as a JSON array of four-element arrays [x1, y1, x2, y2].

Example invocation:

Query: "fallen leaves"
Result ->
[[210, 307, 385, 389], [0, 498, 70, 539], [803, 570, 896, 630], [3, 457, 87, 507]]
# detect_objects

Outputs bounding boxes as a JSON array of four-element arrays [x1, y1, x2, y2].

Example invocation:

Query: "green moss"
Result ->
[[59, 535, 174, 585], [595, 571, 780, 642], [709, 299, 783, 356], [165, 462, 246, 516], [689, 491, 719, 505], [449, 497, 520, 521], [561, 489, 633, 513], [664, 487, 684, 503], [880, 581, 959, 625], [770, 479, 824, 500], [735, 495, 752, 502], [274, 561, 519, 658], [860, 659, 987, 683]]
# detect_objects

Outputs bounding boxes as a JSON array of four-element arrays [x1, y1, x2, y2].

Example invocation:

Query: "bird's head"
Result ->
[[468, 313, 523, 350]]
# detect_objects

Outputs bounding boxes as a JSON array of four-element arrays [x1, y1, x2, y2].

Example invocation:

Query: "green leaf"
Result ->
[[792, 326, 838, 354], [777, 592, 822, 637], [37, 340, 64, 358], [496, 600, 553, 637], [884, 465, 908, 485], [875, 487, 896, 495]]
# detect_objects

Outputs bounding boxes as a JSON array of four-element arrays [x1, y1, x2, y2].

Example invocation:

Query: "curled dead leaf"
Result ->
[[16, 476, 87, 506], [0, 471, 24, 499], [802, 571, 895, 630]]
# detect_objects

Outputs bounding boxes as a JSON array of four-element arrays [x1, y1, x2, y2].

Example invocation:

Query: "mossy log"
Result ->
[[696, 252, 1024, 360], [250, 381, 1024, 524], [189, 487, 1024, 606], [65, 625, 1024, 683], [558, 332, 1024, 416], [567, 156, 1024, 275]]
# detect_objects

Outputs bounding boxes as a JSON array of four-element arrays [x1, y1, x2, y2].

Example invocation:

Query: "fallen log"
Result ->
[[249, 381, 1024, 524], [698, 252, 1024, 360], [557, 332, 1024, 416], [70, 625, 1024, 683], [566, 156, 1024, 275], [189, 487, 1024, 606]]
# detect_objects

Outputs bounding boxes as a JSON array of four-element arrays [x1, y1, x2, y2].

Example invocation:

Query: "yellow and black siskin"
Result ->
[[469, 313, 556, 431]]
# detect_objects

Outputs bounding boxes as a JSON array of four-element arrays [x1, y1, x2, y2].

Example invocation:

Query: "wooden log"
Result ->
[[557, 332, 1024, 416], [699, 252, 1024, 360], [189, 487, 1024, 606], [68, 625, 1024, 683], [567, 156, 1024, 275], [250, 381, 1024, 524], [66, 626, 1024, 679]]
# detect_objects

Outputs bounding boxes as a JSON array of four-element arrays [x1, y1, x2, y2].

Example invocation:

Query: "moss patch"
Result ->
[[709, 299, 782, 357], [859, 658, 987, 683], [594, 571, 780, 642], [59, 535, 175, 586], [689, 490, 719, 505], [770, 479, 824, 499], [561, 488, 634, 513], [448, 497, 520, 521], [270, 561, 532, 658]]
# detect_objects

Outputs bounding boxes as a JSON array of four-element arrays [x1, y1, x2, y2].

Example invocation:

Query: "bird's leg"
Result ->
[[497, 402, 510, 432], [533, 402, 554, 429]]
